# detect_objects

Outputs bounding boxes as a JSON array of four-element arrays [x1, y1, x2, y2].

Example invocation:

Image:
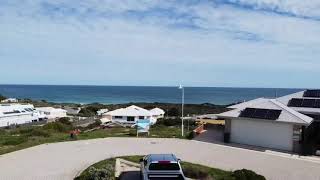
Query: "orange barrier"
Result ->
[[193, 124, 206, 134]]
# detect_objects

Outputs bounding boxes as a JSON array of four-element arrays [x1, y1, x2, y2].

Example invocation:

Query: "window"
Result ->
[[139, 116, 144, 119], [114, 116, 123, 119], [149, 163, 180, 170], [127, 116, 135, 121]]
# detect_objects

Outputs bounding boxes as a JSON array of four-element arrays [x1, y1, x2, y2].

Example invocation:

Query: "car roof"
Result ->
[[148, 154, 177, 162]]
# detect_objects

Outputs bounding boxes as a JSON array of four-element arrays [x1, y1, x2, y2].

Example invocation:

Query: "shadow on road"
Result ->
[[120, 171, 141, 180]]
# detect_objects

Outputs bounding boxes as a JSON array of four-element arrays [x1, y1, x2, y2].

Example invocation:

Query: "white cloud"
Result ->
[[226, 0, 320, 19]]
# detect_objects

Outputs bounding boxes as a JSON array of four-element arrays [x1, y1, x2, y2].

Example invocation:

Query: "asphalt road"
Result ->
[[0, 138, 319, 180]]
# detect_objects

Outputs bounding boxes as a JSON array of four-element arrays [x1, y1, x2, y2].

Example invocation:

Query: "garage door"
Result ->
[[230, 119, 293, 151]]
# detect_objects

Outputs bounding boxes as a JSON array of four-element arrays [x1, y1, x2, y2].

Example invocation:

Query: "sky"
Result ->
[[0, 0, 320, 88]]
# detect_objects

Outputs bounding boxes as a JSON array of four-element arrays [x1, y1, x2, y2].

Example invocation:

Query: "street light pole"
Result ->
[[179, 84, 184, 137]]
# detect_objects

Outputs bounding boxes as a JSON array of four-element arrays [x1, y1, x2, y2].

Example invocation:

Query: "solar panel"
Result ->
[[304, 113, 320, 120], [288, 98, 303, 107], [239, 108, 281, 120], [288, 98, 320, 108], [315, 100, 320, 108], [251, 109, 268, 119], [303, 90, 320, 98], [266, 110, 282, 120], [239, 108, 255, 117], [301, 99, 316, 107]]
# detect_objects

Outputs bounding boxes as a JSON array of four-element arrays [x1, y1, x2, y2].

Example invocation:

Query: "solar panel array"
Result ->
[[239, 108, 282, 120], [304, 114, 320, 120], [288, 98, 320, 108], [303, 90, 320, 98]]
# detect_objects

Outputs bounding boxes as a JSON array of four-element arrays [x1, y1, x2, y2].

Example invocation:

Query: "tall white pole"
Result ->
[[181, 86, 184, 137]]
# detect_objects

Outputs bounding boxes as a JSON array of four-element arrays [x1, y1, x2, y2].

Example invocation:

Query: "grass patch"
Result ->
[[75, 158, 116, 180], [0, 122, 192, 155]]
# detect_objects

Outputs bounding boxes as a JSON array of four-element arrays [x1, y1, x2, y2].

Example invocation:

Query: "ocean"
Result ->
[[0, 85, 301, 105]]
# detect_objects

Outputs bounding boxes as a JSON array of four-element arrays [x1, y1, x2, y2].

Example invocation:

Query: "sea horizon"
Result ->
[[0, 83, 313, 89], [0, 84, 303, 105]]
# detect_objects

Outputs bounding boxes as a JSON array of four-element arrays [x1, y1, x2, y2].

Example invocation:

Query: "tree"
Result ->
[[168, 107, 179, 117]]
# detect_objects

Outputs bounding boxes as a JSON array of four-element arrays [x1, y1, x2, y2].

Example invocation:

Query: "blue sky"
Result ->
[[1, 0, 320, 88]]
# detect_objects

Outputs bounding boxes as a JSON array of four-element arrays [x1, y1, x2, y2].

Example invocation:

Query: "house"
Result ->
[[1, 98, 18, 103], [218, 90, 320, 155], [63, 107, 81, 115], [97, 108, 109, 116], [150, 107, 165, 119], [36, 107, 67, 121], [0, 104, 44, 127], [102, 105, 157, 124]]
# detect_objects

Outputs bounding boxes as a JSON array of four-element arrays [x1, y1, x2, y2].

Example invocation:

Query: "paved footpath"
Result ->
[[0, 138, 320, 180]]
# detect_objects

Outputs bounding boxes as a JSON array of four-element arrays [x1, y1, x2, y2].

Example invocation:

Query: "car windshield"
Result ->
[[148, 176, 184, 180], [149, 163, 180, 171]]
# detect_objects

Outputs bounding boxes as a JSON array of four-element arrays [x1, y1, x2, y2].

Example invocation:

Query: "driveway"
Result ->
[[0, 138, 319, 180]]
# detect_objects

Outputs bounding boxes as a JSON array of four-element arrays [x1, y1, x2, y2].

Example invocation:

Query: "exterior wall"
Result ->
[[0, 113, 36, 127], [230, 118, 294, 151], [224, 119, 231, 133], [39, 110, 67, 120], [111, 116, 152, 124], [292, 125, 303, 153]]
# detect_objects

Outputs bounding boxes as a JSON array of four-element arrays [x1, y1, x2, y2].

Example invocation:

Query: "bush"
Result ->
[[58, 117, 72, 125], [183, 167, 209, 179], [2, 136, 27, 146], [27, 129, 50, 137], [19, 128, 50, 137], [85, 164, 114, 180], [0, 94, 6, 101], [85, 120, 102, 129], [0, 129, 6, 135], [186, 131, 194, 139], [43, 122, 72, 133], [156, 118, 182, 126], [232, 169, 266, 180], [79, 103, 107, 117], [168, 107, 180, 116]]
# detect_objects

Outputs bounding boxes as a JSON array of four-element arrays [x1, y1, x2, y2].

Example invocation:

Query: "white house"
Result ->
[[102, 105, 157, 124], [63, 107, 81, 115], [150, 108, 165, 119], [218, 90, 320, 154], [36, 107, 67, 121], [97, 108, 109, 116], [0, 104, 43, 127], [1, 98, 18, 103]]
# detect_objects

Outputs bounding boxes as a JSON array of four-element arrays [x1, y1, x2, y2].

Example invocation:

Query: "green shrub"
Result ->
[[0, 94, 6, 101], [85, 120, 102, 129], [88, 166, 113, 180], [18, 127, 50, 137], [0, 129, 7, 135], [78, 103, 107, 117], [232, 169, 266, 180], [156, 118, 181, 126], [2, 136, 27, 146], [77, 163, 114, 180], [168, 107, 180, 116], [183, 166, 209, 179], [58, 117, 72, 125], [186, 131, 194, 139], [43, 122, 72, 133], [28, 129, 50, 137]]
